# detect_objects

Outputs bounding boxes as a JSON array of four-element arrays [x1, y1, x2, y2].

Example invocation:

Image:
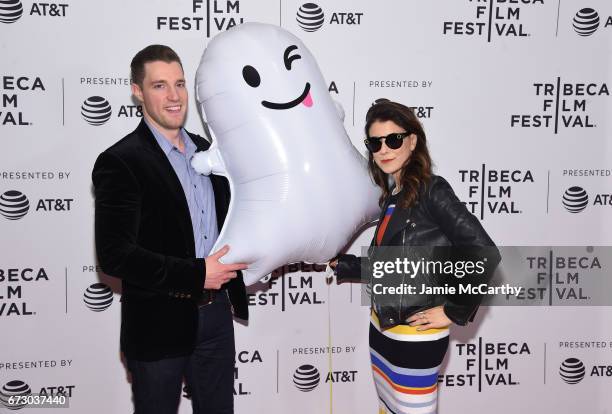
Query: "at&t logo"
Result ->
[[295, 2, 363, 33], [0, 190, 29, 220], [559, 357, 612, 384], [0, 0, 68, 23], [0, 0, 23, 23], [0, 380, 75, 409], [81, 96, 112, 126], [0, 380, 32, 410], [571, 8, 612, 37], [0, 190, 74, 220], [559, 358, 585, 384], [292, 363, 357, 392], [0, 380, 31, 410], [296, 3, 324, 32], [83, 283, 113, 312], [562, 186, 588, 213], [293, 364, 320, 392], [561, 186, 612, 213], [573, 8, 600, 36], [80, 95, 142, 126]]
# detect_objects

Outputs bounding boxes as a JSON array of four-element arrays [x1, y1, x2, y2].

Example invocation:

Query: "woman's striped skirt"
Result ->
[[370, 312, 449, 414]]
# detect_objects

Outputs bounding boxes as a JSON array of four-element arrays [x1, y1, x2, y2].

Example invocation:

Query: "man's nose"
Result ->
[[167, 86, 179, 101]]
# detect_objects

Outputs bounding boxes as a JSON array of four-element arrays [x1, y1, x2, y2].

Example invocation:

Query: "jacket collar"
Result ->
[[134, 119, 210, 153], [379, 201, 412, 246]]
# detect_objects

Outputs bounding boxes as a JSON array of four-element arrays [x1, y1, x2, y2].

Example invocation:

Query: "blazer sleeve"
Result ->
[[92, 151, 206, 299], [425, 176, 501, 325]]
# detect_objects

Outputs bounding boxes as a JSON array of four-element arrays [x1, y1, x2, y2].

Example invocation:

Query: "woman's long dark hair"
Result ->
[[365, 99, 433, 209]]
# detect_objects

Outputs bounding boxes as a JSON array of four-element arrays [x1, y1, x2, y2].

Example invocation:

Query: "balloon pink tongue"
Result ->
[[302, 91, 313, 107]]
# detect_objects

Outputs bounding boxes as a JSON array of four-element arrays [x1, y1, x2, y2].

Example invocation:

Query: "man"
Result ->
[[92, 44, 248, 414]]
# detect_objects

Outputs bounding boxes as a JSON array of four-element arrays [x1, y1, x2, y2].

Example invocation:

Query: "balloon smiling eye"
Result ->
[[242, 65, 261, 88], [284, 45, 301, 70]]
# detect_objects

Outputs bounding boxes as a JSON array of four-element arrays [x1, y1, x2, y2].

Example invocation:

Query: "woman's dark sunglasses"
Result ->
[[364, 132, 411, 153]]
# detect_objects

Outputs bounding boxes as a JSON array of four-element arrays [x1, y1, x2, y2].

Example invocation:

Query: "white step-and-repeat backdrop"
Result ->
[[1, 0, 611, 413]]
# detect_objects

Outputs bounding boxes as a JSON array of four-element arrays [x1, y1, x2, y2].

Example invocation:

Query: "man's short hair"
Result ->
[[130, 44, 183, 87]]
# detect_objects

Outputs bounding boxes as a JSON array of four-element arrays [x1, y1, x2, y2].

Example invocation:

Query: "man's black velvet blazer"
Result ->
[[92, 120, 247, 361]]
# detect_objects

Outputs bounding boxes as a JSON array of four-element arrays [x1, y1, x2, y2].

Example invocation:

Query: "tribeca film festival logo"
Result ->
[[234, 349, 263, 396], [182, 349, 263, 398], [295, 2, 363, 33], [156, 0, 242, 37], [0, 267, 50, 317], [510, 247, 604, 304], [0, 190, 73, 220], [458, 165, 534, 220], [82, 283, 113, 312], [442, 0, 543, 42], [1, 75, 46, 126], [438, 339, 531, 391], [247, 262, 326, 311], [559, 356, 612, 385], [510, 78, 609, 134], [0, 380, 75, 410], [0, 0, 68, 23]]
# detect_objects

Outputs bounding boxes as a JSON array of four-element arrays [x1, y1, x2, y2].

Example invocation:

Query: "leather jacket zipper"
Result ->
[[397, 227, 407, 325]]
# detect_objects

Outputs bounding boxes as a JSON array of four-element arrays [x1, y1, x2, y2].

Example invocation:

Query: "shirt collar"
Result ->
[[144, 118, 195, 158]]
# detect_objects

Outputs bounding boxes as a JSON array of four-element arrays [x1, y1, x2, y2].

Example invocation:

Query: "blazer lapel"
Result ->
[[135, 121, 195, 247]]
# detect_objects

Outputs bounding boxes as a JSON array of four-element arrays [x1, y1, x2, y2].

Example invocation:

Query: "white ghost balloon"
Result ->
[[192, 22, 380, 285]]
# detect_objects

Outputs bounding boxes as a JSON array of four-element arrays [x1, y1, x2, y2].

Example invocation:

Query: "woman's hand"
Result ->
[[328, 259, 338, 269], [406, 306, 452, 331]]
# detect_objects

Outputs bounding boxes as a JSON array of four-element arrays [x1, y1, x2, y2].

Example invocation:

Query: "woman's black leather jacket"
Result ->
[[335, 175, 501, 329]]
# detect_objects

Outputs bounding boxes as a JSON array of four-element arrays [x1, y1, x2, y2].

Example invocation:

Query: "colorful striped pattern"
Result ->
[[376, 204, 395, 246], [370, 312, 449, 414]]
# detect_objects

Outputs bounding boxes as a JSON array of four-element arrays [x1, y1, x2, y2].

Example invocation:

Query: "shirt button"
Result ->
[[204, 236, 207, 239], [193, 184, 197, 188]]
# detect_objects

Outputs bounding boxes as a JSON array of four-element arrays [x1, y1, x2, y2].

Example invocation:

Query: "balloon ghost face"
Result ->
[[192, 22, 380, 285], [242, 45, 314, 110]]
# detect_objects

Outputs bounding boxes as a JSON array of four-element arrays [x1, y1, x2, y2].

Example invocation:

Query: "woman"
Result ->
[[330, 99, 499, 414]]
